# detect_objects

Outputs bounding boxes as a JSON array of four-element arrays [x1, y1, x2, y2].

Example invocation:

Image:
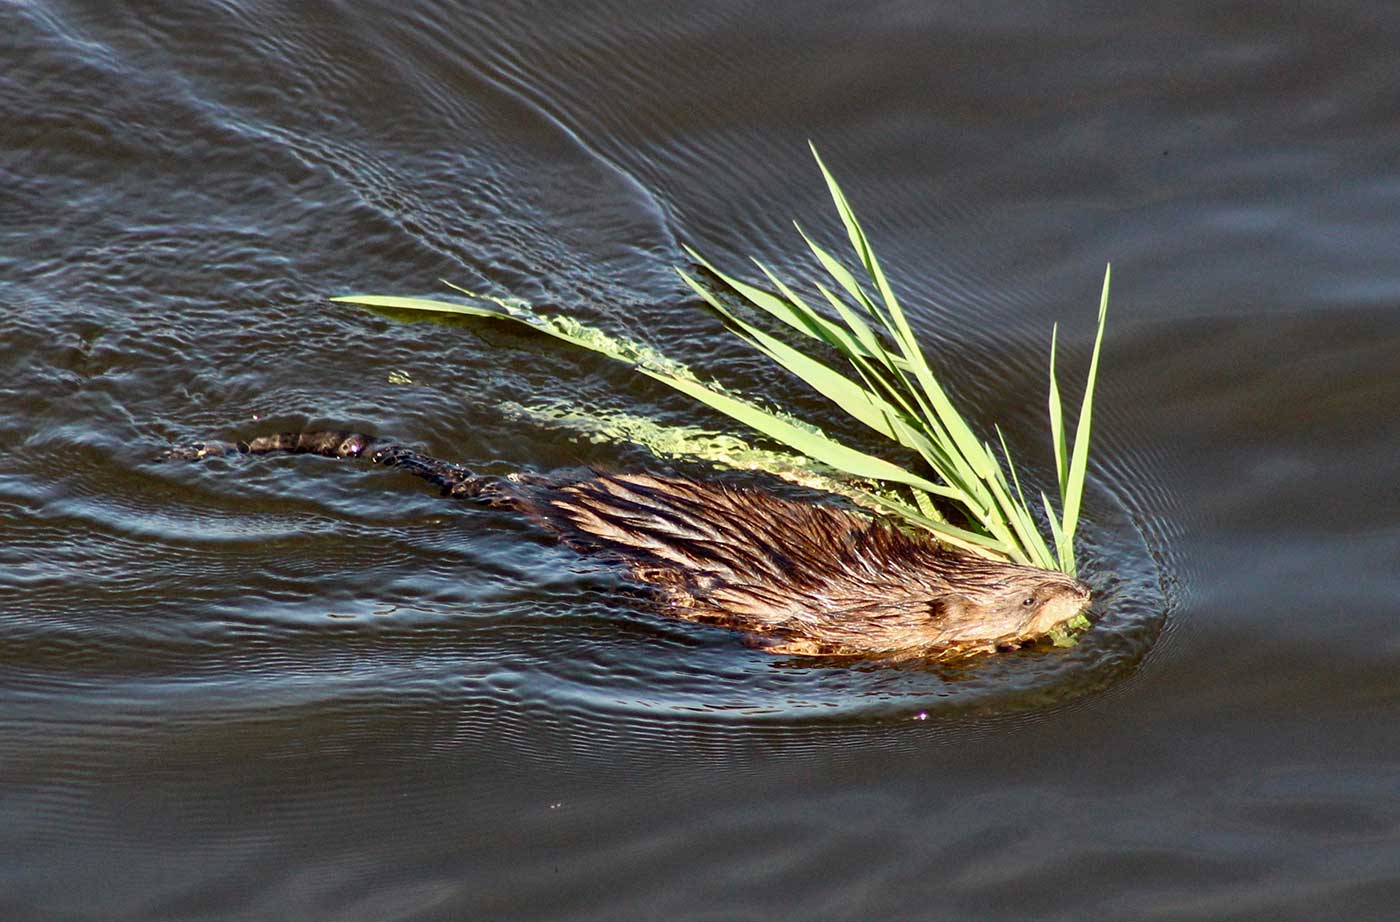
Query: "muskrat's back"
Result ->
[[519, 471, 1090, 658]]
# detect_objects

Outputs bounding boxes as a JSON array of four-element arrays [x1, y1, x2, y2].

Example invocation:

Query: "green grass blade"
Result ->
[[809, 143, 902, 330], [332, 294, 507, 318], [911, 489, 944, 522], [810, 147, 1012, 495], [808, 280, 945, 444], [633, 366, 961, 499], [688, 245, 993, 517], [1002, 427, 1064, 570], [334, 294, 628, 358], [814, 164, 994, 464], [1059, 264, 1110, 557], [337, 294, 963, 501], [706, 188, 996, 513], [710, 264, 984, 496], [1041, 490, 1071, 576], [682, 245, 850, 348], [750, 259, 882, 361], [862, 493, 1019, 560], [677, 270, 921, 449], [825, 143, 1062, 563], [795, 222, 886, 324], [994, 425, 1056, 569], [1047, 322, 1069, 498], [977, 454, 1055, 568], [796, 229, 993, 501], [809, 279, 898, 368], [995, 424, 1030, 513]]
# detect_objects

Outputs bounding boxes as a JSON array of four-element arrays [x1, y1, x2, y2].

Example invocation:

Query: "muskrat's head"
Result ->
[[926, 565, 1092, 654]]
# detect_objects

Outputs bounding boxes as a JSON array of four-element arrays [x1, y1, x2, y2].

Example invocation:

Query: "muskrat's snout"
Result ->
[[1019, 576, 1092, 638]]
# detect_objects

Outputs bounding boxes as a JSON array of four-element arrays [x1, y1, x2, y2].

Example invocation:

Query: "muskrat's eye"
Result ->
[[1021, 595, 1036, 607]]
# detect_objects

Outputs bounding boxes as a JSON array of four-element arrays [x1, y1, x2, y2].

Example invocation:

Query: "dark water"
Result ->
[[4, 1, 1400, 919]]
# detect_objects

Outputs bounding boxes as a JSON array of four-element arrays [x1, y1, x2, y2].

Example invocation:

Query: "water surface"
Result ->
[[4, 2, 1400, 919]]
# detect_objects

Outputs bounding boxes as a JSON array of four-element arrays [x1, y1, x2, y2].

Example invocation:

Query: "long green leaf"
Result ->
[[331, 294, 507, 319], [332, 294, 622, 358], [334, 295, 961, 501], [993, 426, 1055, 568], [810, 143, 900, 330], [1047, 322, 1068, 498], [751, 259, 879, 362], [1042, 490, 1071, 575], [633, 367, 960, 498], [681, 245, 848, 349], [817, 169, 987, 467], [794, 221, 884, 325], [1059, 264, 1110, 554], [687, 241, 990, 516], [677, 270, 919, 449], [862, 492, 1016, 558], [812, 151, 1005, 484]]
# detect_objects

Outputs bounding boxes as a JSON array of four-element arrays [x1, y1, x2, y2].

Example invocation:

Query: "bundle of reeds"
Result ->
[[335, 146, 1108, 575]]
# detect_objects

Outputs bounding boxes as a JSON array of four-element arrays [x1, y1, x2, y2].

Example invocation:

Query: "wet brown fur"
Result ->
[[164, 430, 1090, 659]]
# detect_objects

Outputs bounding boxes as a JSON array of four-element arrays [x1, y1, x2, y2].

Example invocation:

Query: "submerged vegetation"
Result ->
[[335, 145, 1108, 575]]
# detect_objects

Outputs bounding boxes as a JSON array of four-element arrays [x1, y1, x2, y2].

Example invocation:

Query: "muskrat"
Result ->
[[164, 430, 1091, 659]]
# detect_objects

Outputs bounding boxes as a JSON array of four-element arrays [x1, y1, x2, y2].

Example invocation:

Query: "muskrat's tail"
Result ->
[[160, 430, 517, 507]]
